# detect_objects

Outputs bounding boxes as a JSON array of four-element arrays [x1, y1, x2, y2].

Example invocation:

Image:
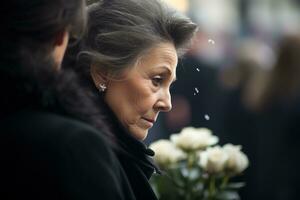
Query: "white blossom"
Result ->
[[223, 143, 249, 175], [171, 127, 218, 151], [149, 139, 186, 168], [199, 146, 228, 174]]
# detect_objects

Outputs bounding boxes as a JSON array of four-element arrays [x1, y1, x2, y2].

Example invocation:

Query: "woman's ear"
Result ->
[[53, 30, 69, 69], [90, 64, 109, 91]]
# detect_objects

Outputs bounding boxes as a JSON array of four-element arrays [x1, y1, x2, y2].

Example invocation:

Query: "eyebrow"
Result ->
[[157, 66, 177, 83]]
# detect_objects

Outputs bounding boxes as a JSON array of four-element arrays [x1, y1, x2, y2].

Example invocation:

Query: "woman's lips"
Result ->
[[143, 117, 155, 123], [141, 117, 155, 128]]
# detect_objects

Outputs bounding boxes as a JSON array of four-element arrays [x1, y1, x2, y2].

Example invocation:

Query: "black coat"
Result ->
[[0, 110, 124, 199], [0, 59, 158, 199]]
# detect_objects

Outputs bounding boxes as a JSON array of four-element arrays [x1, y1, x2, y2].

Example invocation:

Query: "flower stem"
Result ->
[[208, 176, 216, 200], [187, 152, 194, 168], [185, 153, 195, 200], [221, 175, 229, 189]]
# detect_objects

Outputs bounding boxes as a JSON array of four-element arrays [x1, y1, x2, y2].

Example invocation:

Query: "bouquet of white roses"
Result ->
[[149, 127, 249, 200]]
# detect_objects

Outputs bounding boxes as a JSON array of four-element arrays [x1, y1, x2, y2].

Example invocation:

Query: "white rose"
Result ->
[[223, 143, 249, 174], [199, 146, 228, 174], [149, 139, 186, 168], [171, 127, 219, 151]]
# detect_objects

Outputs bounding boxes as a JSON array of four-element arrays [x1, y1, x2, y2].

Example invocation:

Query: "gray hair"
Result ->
[[79, 0, 197, 77]]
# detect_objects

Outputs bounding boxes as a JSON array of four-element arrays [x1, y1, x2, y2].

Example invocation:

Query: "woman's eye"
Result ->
[[152, 76, 163, 87]]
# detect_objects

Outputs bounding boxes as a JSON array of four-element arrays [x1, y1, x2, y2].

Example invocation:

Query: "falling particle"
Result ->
[[204, 114, 210, 120], [194, 87, 199, 93], [193, 93, 196, 96], [196, 68, 200, 72], [208, 39, 215, 45]]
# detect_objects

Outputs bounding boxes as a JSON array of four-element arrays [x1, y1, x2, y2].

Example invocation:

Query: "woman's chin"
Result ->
[[129, 126, 149, 141]]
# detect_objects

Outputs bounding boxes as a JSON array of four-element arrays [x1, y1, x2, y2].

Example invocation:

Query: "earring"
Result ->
[[98, 83, 107, 92]]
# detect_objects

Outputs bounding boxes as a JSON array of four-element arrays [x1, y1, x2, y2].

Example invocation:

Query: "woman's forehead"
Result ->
[[138, 42, 178, 65]]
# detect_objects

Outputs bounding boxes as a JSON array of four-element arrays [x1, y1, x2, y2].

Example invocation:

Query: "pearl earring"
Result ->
[[98, 83, 107, 92]]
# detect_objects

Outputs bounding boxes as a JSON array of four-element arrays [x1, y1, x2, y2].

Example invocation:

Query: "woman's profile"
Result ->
[[64, 0, 197, 199]]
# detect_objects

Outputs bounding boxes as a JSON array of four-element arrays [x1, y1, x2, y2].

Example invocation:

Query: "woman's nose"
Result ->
[[155, 89, 172, 112]]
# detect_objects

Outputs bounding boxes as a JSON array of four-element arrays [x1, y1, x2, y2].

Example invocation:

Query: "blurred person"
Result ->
[[219, 38, 275, 200], [253, 34, 300, 200], [220, 35, 300, 200], [220, 38, 275, 111], [64, 0, 197, 199], [255, 35, 300, 110], [0, 0, 126, 199]]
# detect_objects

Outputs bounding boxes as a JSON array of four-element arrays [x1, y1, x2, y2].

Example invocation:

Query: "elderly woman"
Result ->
[[0, 0, 125, 199], [65, 0, 197, 199]]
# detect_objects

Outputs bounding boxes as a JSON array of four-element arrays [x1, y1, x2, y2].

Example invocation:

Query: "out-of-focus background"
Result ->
[[145, 0, 300, 199]]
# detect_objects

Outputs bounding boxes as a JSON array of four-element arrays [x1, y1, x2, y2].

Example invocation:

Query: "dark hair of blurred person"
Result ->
[[256, 35, 300, 110], [0, 0, 86, 116], [63, 0, 197, 199]]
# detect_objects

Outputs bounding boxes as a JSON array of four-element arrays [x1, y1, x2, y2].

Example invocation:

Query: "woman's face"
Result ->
[[105, 42, 178, 140]]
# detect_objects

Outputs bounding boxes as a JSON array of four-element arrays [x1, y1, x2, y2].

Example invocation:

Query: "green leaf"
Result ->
[[225, 182, 246, 190], [216, 190, 240, 200]]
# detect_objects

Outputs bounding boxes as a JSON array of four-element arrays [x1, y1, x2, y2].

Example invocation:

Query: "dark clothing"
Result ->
[[100, 100, 159, 200], [222, 88, 300, 200], [0, 57, 158, 199], [0, 110, 124, 200]]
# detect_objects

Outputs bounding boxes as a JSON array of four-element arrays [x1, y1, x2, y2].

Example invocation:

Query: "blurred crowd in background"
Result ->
[[145, 0, 300, 199]]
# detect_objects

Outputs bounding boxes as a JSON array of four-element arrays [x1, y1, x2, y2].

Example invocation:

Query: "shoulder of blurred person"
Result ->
[[0, 109, 126, 199], [0, 61, 134, 199]]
